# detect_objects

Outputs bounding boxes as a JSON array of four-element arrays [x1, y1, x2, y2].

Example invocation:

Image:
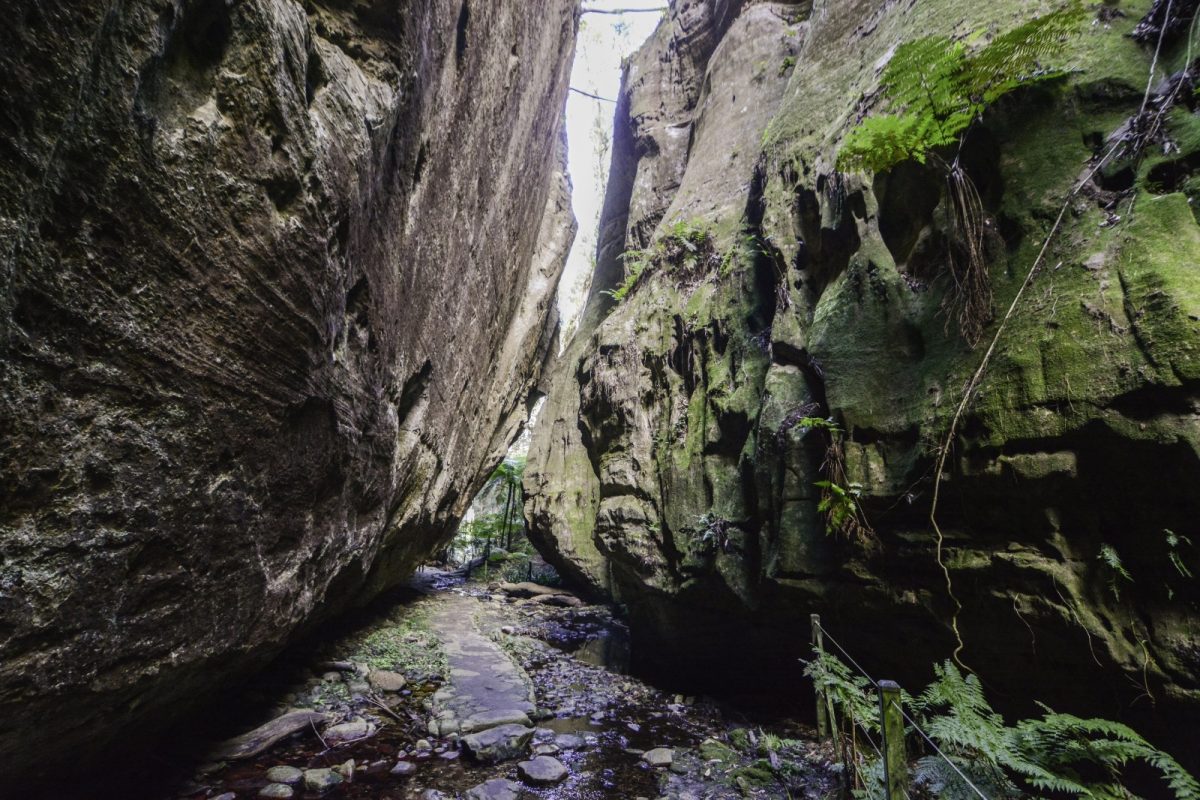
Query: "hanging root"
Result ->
[[943, 164, 995, 348]]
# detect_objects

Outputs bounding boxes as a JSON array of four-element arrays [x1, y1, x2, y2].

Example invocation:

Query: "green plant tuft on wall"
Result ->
[[834, 3, 1087, 347], [836, 3, 1088, 174]]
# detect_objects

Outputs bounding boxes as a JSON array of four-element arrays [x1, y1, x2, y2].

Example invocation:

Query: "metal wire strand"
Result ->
[[814, 621, 990, 800], [897, 703, 991, 800], [814, 622, 880, 688]]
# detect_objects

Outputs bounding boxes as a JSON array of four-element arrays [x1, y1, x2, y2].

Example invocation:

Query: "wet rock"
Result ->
[[390, 760, 417, 777], [420, 791, 450, 800], [370, 670, 407, 692], [462, 724, 535, 763], [465, 778, 524, 800], [214, 794, 237, 800], [259, 784, 294, 799], [440, 750, 461, 761], [518, 755, 569, 786], [333, 758, 355, 781], [265, 765, 303, 785], [555, 733, 587, 751], [323, 720, 372, 744], [415, 739, 434, 752], [532, 743, 560, 756], [461, 709, 533, 733], [303, 767, 343, 794], [643, 748, 674, 767]]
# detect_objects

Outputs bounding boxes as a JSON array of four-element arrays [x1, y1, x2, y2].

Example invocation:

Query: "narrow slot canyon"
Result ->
[[2, 1, 1200, 799]]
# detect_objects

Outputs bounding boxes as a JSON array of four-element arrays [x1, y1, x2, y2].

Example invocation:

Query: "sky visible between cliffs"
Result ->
[[558, 1, 663, 348]]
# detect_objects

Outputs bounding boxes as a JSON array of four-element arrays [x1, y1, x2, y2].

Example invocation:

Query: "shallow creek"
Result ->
[[172, 570, 835, 800]]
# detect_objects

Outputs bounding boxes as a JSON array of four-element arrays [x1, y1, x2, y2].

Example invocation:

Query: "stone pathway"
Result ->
[[426, 593, 536, 738]]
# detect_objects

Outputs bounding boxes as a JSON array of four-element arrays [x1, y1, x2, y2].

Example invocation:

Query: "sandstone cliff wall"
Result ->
[[526, 0, 1200, 747], [0, 0, 577, 784]]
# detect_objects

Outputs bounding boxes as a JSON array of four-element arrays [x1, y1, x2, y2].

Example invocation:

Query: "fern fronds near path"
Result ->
[[810, 652, 1200, 800]]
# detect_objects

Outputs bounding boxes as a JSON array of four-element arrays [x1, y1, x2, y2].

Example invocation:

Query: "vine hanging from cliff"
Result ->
[[837, 2, 1087, 346]]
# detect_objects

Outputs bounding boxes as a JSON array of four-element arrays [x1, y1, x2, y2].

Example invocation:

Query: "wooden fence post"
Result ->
[[811, 613, 830, 741], [879, 679, 907, 800]]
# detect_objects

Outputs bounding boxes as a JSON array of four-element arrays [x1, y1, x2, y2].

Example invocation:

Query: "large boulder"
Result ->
[[0, 0, 578, 787]]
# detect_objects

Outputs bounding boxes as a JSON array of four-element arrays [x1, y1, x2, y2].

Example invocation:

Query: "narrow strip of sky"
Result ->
[[557, 0, 664, 348]]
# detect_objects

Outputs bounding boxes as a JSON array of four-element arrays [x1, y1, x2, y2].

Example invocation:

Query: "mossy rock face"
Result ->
[[525, 0, 1200, 751]]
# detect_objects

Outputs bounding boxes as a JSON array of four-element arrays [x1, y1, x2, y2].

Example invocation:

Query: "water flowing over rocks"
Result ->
[[0, 0, 578, 787], [525, 0, 1200, 749]]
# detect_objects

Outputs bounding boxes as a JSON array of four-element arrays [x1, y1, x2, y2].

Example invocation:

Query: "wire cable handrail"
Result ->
[[811, 620, 991, 800]]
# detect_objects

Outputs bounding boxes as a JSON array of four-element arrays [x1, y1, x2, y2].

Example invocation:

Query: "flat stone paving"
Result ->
[[426, 592, 536, 737]]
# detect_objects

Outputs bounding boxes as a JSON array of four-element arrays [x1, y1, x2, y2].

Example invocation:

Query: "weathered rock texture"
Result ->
[[0, 0, 577, 786], [526, 0, 1200, 751]]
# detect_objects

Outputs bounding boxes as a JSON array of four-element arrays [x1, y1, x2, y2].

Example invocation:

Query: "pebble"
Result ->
[[333, 758, 355, 781], [303, 767, 343, 793], [391, 760, 417, 777], [265, 765, 303, 785], [643, 747, 674, 767], [440, 749, 461, 760], [259, 784, 293, 799]]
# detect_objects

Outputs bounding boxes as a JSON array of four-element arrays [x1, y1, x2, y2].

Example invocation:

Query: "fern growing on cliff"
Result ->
[[837, 3, 1087, 346], [837, 4, 1087, 174]]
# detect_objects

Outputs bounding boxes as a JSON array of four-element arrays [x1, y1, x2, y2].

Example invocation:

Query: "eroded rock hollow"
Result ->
[[0, 0, 577, 785], [525, 0, 1200, 742]]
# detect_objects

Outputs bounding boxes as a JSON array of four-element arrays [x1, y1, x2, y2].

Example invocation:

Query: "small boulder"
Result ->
[[303, 767, 344, 794], [259, 784, 294, 799], [323, 720, 372, 744], [462, 723, 534, 763], [265, 765, 303, 785], [391, 760, 417, 777], [461, 708, 532, 733], [465, 778, 523, 800], [642, 747, 674, 767], [369, 669, 407, 692], [517, 755, 568, 786], [554, 733, 586, 751]]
